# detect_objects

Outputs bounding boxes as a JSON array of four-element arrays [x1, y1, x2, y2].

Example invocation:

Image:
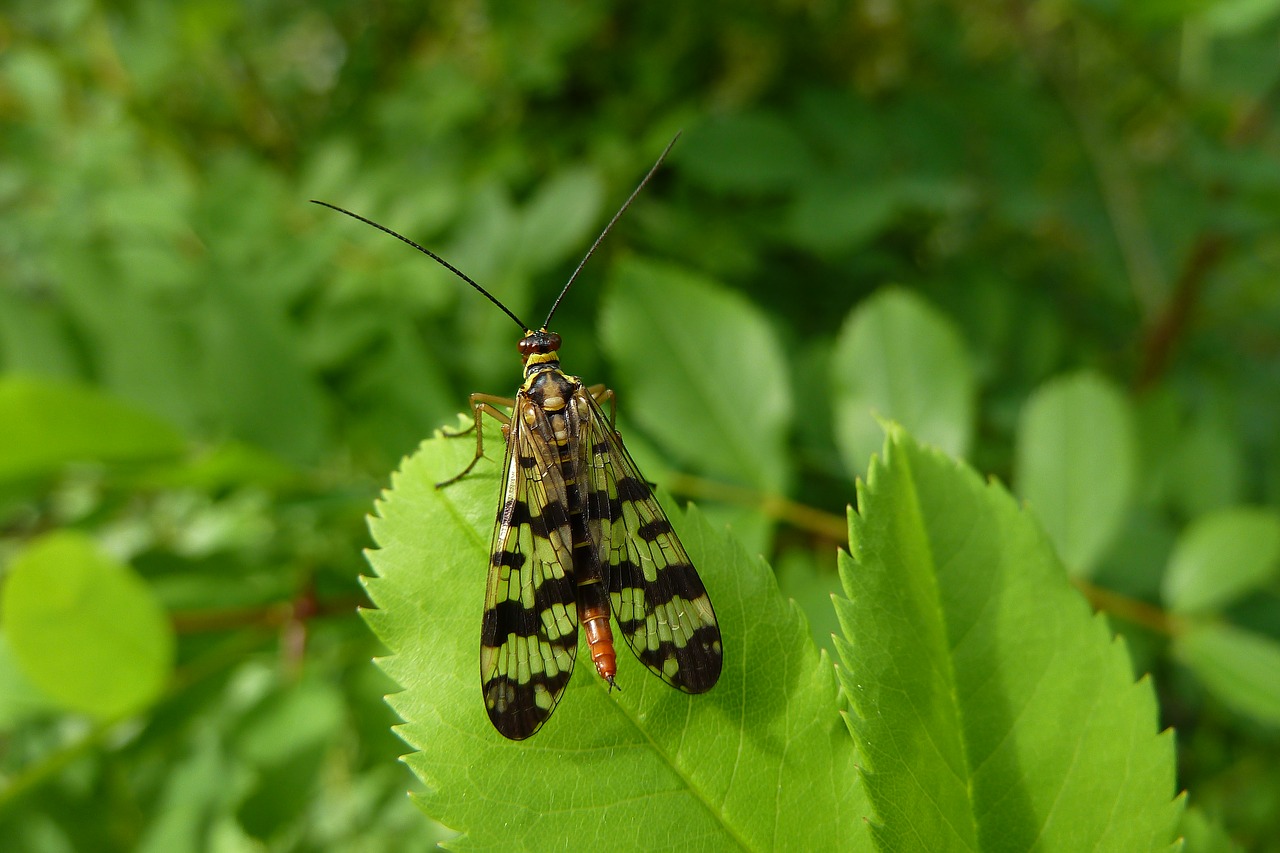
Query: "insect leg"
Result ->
[[436, 394, 514, 488], [587, 385, 617, 430]]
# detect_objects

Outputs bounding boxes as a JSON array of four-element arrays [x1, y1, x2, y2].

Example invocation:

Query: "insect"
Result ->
[[313, 137, 722, 739]]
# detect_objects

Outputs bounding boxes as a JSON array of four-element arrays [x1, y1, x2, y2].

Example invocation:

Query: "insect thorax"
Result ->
[[521, 362, 581, 409]]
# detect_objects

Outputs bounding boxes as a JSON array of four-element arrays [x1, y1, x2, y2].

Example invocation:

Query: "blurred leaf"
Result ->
[[1166, 414, 1243, 517], [786, 179, 898, 254], [514, 166, 604, 272], [0, 634, 59, 728], [1203, 0, 1280, 34], [234, 679, 345, 766], [1178, 806, 1244, 853], [678, 112, 814, 193], [135, 727, 241, 853], [774, 549, 842, 659], [1, 531, 174, 718], [836, 427, 1181, 849], [831, 288, 975, 478], [1092, 506, 1177, 600], [129, 442, 299, 492], [1175, 624, 1280, 726], [1015, 371, 1137, 576], [0, 376, 185, 483], [362, 429, 867, 850], [1163, 507, 1280, 614], [1133, 385, 1182, 503], [601, 256, 792, 491], [0, 288, 81, 379], [196, 281, 329, 464], [235, 680, 346, 838]]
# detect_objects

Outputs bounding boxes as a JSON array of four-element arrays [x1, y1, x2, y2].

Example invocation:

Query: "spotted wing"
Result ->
[[580, 389, 722, 694], [480, 394, 580, 740]]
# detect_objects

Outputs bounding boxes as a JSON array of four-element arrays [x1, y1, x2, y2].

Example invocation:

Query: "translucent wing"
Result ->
[[580, 389, 722, 693], [479, 395, 580, 739]]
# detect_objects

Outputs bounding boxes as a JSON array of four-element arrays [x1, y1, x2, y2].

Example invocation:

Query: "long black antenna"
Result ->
[[311, 132, 679, 334], [541, 131, 680, 329], [309, 199, 531, 332]]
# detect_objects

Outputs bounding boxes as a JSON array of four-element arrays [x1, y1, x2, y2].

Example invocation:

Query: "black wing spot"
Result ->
[[636, 519, 674, 542], [616, 476, 651, 502], [481, 599, 541, 641], [645, 563, 704, 606], [491, 549, 527, 570]]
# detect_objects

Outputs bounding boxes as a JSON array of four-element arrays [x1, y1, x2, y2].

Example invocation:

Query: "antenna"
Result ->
[[541, 131, 680, 329], [309, 199, 531, 332], [311, 132, 680, 334]]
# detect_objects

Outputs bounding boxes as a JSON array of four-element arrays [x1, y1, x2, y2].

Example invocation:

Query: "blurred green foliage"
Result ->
[[2, 0, 1280, 849]]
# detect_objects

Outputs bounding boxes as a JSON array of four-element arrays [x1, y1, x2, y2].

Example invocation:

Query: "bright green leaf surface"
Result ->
[[362, 429, 865, 851], [1175, 624, 1280, 726], [835, 427, 1180, 851], [1163, 507, 1280, 614], [0, 376, 185, 483], [1015, 371, 1137, 576], [1, 531, 174, 718], [831, 288, 975, 478], [601, 257, 792, 492]]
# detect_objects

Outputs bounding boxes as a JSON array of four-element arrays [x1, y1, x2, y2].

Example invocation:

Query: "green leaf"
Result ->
[[1014, 371, 1137, 576], [835, 426, 1181, 850], [831, 288, 975, 478], [677, 112, 814, 193], [1203, 0, 1280, 36], [0, 287, 82, 379], [786, 179, 898, 254], [774, 549, 843, 660], [196, 281, 330, 464], [1166, 414, 1244, 517], [1, 531, 175, 718], [1163, 507, 1280, 614], [1178, 806, 1244, 853], [1175, 624, 1280, 726], [0, 376, 185, 483], [601, 256, 792, 492], [0, 634, 59, 728], [362, 429, 866, 850], [514, 166, 604, 271]]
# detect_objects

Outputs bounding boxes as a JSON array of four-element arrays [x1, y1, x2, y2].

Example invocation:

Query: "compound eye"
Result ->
[[517, 337, 536, 356], [545, 332, 562, 351]]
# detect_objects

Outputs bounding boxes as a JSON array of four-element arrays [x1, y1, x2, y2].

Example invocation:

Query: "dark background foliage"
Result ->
[[1, 0, 1278, 849]]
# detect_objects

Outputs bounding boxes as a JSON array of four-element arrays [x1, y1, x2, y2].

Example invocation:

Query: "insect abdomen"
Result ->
[[533, 371, 620, 687]]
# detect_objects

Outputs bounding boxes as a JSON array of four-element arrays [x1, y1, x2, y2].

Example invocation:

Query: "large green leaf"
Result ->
[[835, 427, 1181, 850], [362, 428, 865, 850], [1014, 371, 1137, 576]]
